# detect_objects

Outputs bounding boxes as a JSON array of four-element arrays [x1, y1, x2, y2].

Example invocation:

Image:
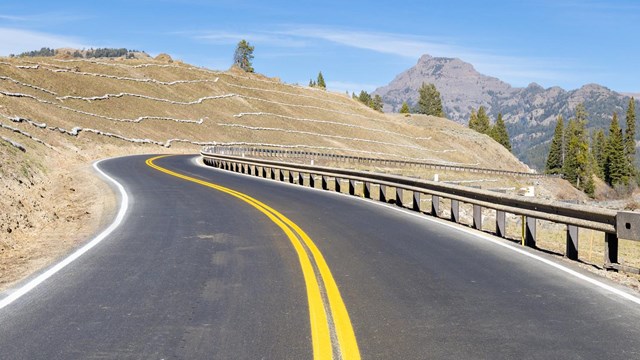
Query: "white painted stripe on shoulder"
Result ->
[[195, 156, 640, 306], [0, 158, 129, 310], [366, 197, 640, 306]]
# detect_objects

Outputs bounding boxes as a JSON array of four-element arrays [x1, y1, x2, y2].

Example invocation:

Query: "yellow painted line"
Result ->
[[146, 155, 361, 360]]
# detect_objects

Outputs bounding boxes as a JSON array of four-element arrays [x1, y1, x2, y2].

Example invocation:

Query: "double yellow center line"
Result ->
[[146, 155, 360, 360]]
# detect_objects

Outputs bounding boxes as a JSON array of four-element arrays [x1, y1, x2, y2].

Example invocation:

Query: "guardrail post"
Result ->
[[451, 200, 460, 223], [412, 192, 421, 212], [566, 225, 579, 260], [349, 180, 356, 196], [431, 195, 440, 217], [364, 182, 371, 199], [322, 175, 328, 190], [473, 205, 482, 230], [335, 177, 341, 193], [288, 171, 294, 184], [298, 172, 304, 186], [396, 187, 403, 207], [249, 165, 255, 176], [605, 232, 619, 266], [525, 217, 537, 248], [379, 185, 387, 202], [309, 174, 315, 188], [261, 167, 267, 178], [496, 210, 506, 238]]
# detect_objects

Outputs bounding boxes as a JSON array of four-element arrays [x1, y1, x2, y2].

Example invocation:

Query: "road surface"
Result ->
[[1, 154, 640, 359]]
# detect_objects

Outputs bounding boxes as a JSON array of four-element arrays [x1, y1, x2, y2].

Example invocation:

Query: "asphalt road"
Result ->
[[1, 154, 640, 359]]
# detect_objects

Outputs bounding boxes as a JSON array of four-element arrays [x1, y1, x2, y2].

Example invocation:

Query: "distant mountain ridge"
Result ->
[[373, 54, 640, 170]]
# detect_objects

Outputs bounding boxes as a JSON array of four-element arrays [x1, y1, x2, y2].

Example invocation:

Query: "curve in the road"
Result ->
[[146, 155, 360, 360], [2, 154, 640, 359]]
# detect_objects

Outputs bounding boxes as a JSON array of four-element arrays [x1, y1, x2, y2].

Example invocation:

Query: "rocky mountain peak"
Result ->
[[373, 53, 640, 170], [374, 54, 513, 118]]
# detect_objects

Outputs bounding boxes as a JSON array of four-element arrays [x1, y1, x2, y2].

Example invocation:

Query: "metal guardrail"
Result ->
[[202, 146, 560, 178], [201, 148, 640, 273]]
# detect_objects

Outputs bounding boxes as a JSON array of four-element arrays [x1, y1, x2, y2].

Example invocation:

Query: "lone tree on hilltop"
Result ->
[[316, 71, 326, 89], [490, 113, 511, 151], [545, 116, 564, 175], [416, 82, 444, 117], [234, 40, 254, 72]]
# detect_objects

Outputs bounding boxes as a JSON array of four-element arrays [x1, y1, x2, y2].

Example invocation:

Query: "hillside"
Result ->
[[373, 54, 640, 169], [1, 54, 570, 289]]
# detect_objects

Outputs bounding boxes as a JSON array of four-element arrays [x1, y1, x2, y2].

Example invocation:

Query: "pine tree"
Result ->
[[357, 90, 372, 106], [399, 101, 410, 114], [545, 116, 564, 175], [592, 129, 607, 177], [476, 106, 491, 134], [416, 83, 444, 117], [624, 97, 637, 177], [233, 40, 254, 72], [604, 112, 629, 186], [490, 113, 511, 151], [468, 109, 479, 131], [316, 72, 326, 89], [308, 79, 316, 87], [372, 95, 383, 112], [563, 107, 593, 195]]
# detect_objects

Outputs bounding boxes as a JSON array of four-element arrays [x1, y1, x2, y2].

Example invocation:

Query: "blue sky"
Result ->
[[1, 1, 638, 94]]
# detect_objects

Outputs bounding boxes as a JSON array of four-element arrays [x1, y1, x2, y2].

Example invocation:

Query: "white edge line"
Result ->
[[195, 156, 640, 306], [0, 158, 129, 310]]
